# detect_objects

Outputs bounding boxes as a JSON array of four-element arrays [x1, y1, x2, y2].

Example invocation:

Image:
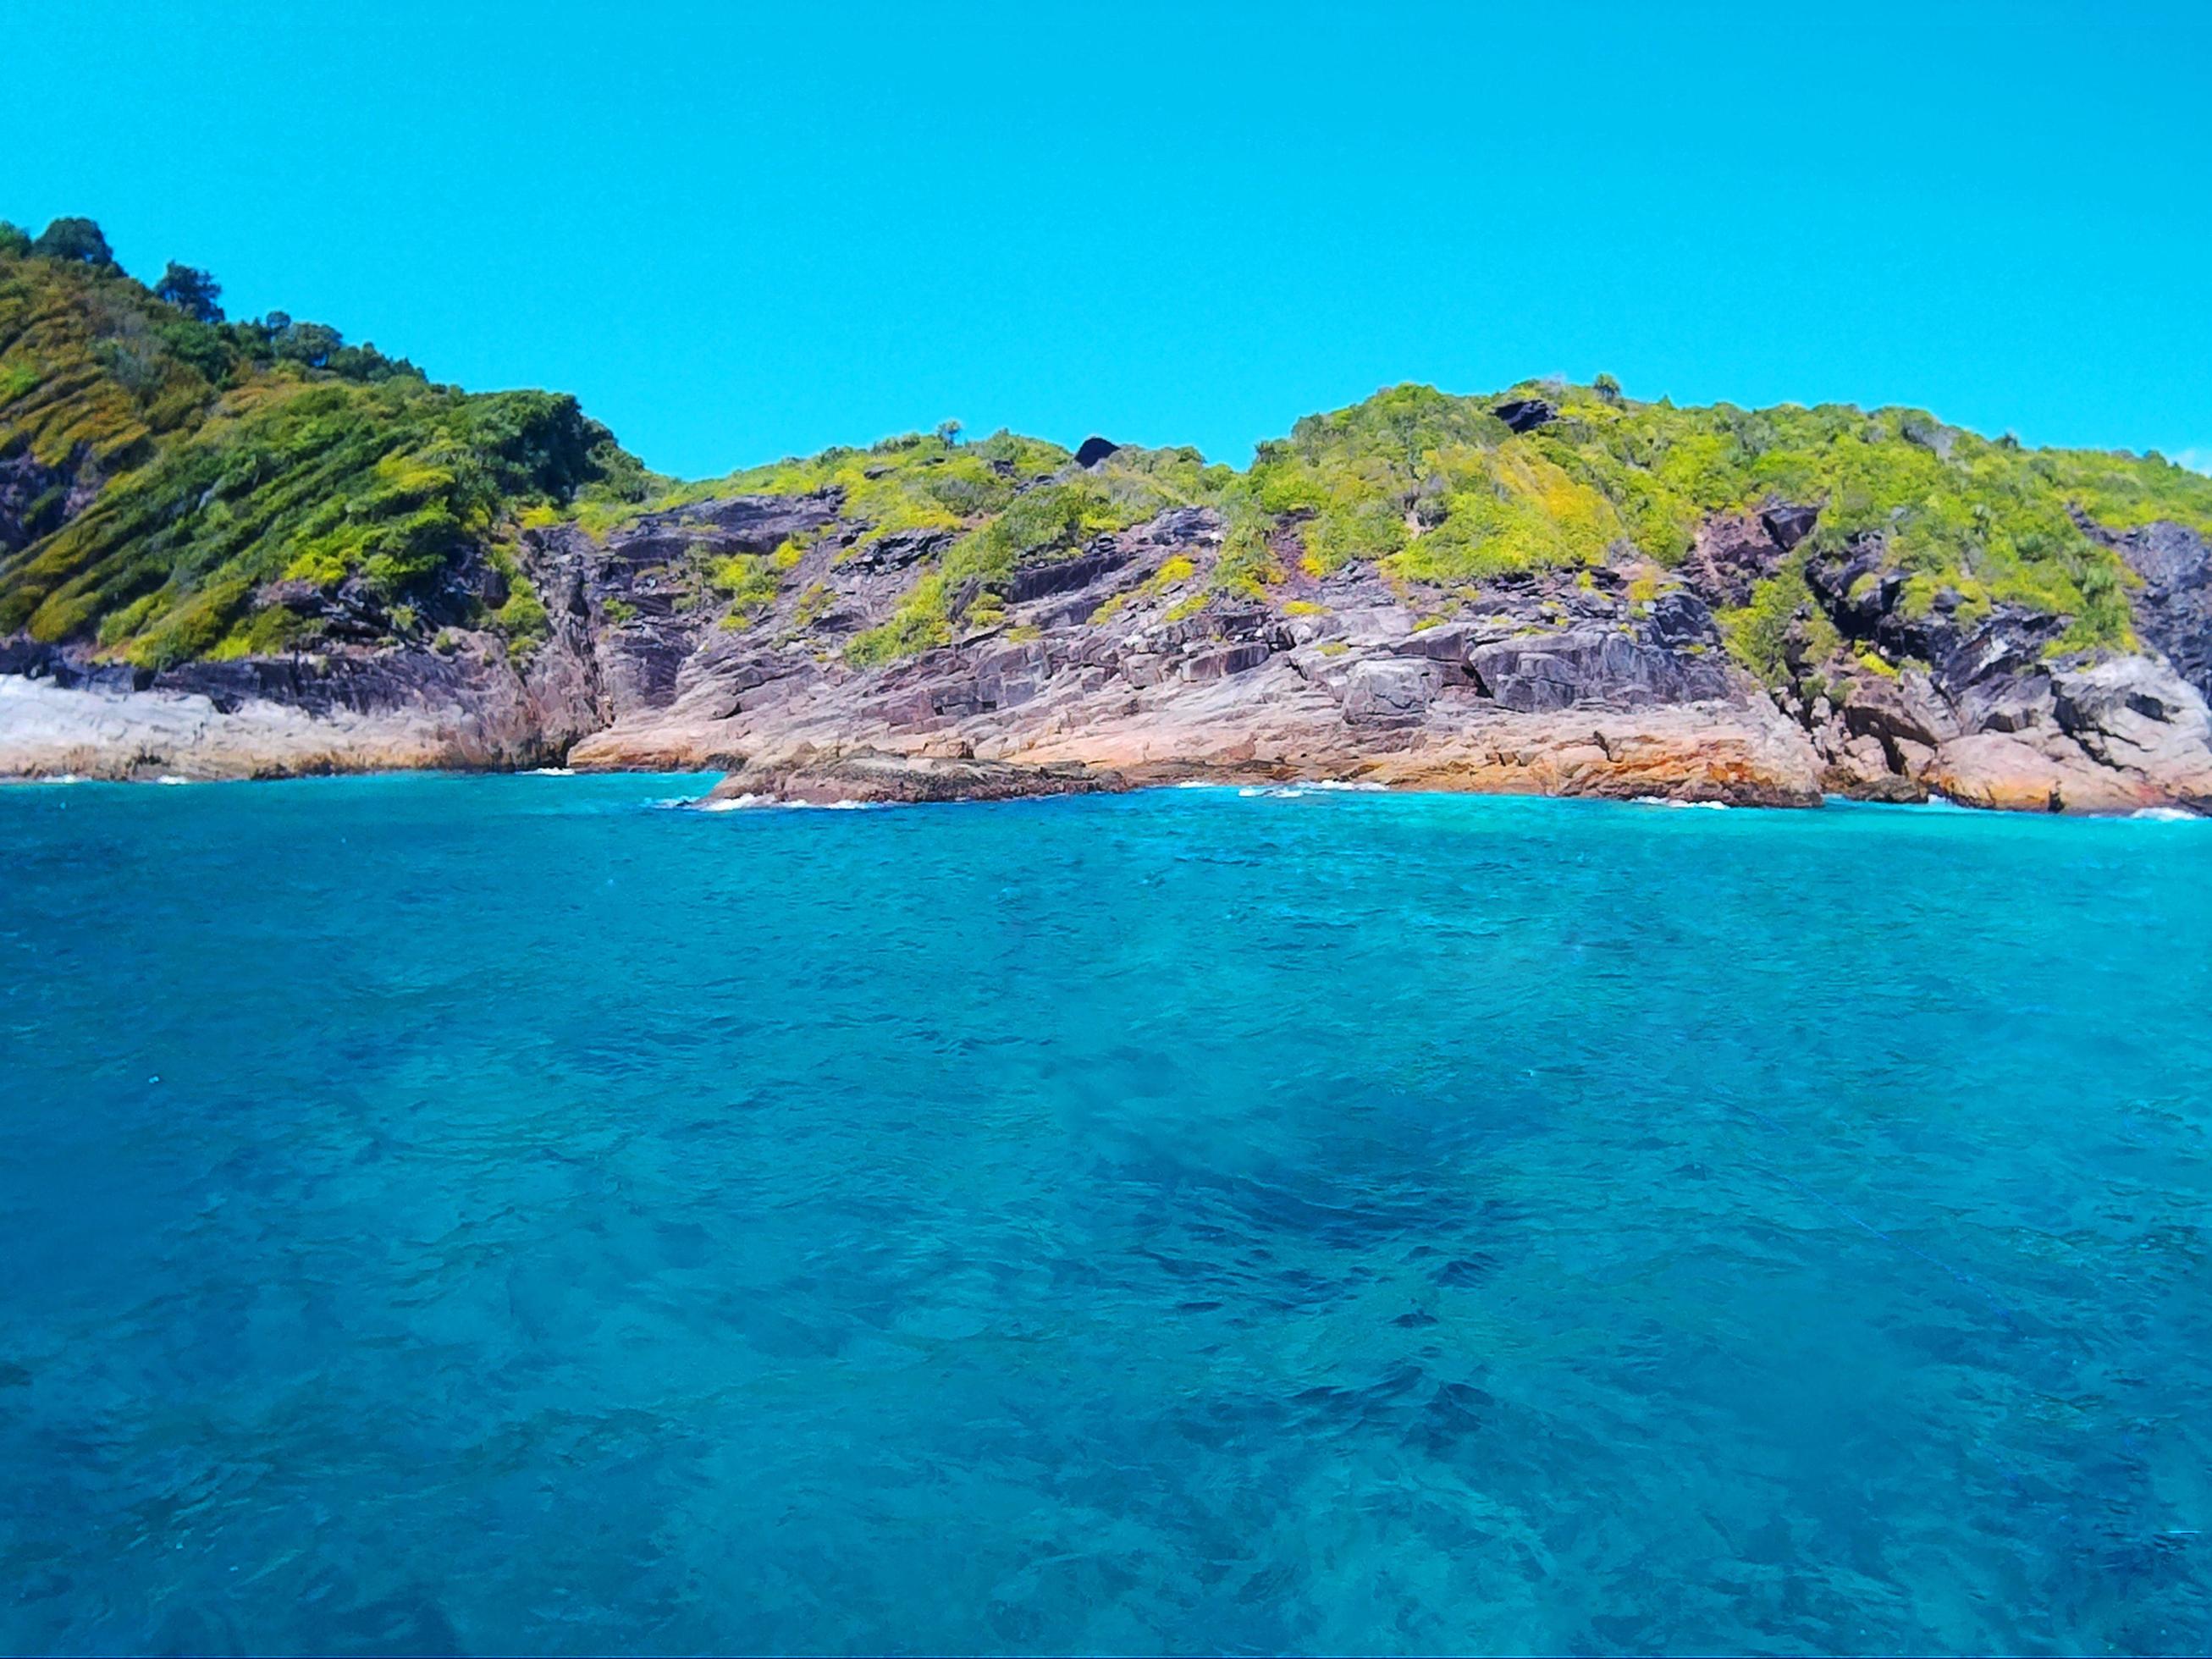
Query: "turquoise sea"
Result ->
[[2, 774, 2209, 1655]]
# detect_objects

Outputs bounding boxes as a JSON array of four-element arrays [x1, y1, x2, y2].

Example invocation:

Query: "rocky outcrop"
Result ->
[[1493, 398, 1556, 434], [1685, 511, 1795, 608], [0, 671, 486, 779], [7, 486, 2211, 813], [706, 748, 1119, 806], [1772, 531, 2212, 812], [558, 505, 1826, 806], [2104, 520, 2212, 702]]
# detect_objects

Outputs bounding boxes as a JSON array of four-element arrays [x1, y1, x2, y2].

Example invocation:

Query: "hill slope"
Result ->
[[0, 242, 646, 664], [4, 229, 2212, 811]]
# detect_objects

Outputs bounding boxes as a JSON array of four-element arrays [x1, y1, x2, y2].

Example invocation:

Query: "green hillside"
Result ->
[[0, 223, 644, 666], [7, 216, 2212, 679]]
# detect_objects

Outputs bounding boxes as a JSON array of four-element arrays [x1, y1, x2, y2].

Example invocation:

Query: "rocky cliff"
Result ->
[[9, 462, 2212, 813], [4, 238, 2211, 811]]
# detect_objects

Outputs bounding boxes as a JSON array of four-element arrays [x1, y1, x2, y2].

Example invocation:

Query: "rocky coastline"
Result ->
[[8, 484, 2211, 814]]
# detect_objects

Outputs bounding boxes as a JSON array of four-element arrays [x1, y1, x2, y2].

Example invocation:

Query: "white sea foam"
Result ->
[[1634, 796, 1727, 809], [155, 775, 193, 785], [527, 767, 576, 776], [692, 792, 877, 813], [1233, 780, 1387, 799], [2131, 807, 2199, 822]]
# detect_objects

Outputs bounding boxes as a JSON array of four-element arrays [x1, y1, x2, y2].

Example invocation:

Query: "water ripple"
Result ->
[[2, 777, 2208, 1653]]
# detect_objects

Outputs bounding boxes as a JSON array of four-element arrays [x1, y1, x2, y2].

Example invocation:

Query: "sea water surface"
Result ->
[[2, 774, 2209, 1655]]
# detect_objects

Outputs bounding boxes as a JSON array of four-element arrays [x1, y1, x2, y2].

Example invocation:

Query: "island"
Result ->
[[5, 218, 2209, 813]]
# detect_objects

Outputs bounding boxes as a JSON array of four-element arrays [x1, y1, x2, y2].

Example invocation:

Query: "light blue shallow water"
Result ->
[[2, 775, 2209, 1656]]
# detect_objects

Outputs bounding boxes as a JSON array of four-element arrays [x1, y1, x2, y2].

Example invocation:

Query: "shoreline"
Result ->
[[5, 708, 2205, 821], [10, 482, 2212, 821], [8, 624, 2212, 818], [12, 761, 2209, 830]]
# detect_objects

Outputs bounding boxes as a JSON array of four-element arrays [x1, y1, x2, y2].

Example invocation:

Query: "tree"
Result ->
[[0, 221, 29, 257], [31, 217, 116, 267], [277, 320, 344, 368], [935, 420, 963, 445], [153, 262, 224, 322]]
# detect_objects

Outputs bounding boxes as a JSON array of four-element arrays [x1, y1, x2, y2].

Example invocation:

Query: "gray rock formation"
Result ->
[[2107, 520, 2212, 701], [1789, 535, 2212, 811], [7, 483, 2212, 815]]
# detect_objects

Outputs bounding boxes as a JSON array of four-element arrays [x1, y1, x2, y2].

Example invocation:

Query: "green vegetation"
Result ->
[[835, 373, 2199, 669], [1185, 379, 2209, 659], [843, 445, 1228, 662], [1718, 569, 1840, 689], [492, 571, 551, 659], [601, 427, 1067, 547], [8, 216, 2209, 683], [709, 552, 781, 627], [4, 369, 615, 666], [1, 223, 635, 665], [31, 218, 116, 268], [152, 262, 223, 324]]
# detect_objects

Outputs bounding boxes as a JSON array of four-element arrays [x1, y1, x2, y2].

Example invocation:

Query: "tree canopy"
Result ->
[[153, 262, 224, 323], [30, 217, 116, 267]]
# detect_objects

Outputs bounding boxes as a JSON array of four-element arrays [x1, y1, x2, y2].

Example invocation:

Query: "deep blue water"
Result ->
[[3, 774, 2209, 1655]]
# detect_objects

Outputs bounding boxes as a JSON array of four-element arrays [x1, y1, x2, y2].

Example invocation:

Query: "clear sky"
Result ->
[[10, 0, 2209, 477]]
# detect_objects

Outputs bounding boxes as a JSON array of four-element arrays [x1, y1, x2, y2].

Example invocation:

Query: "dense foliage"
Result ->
[[819, 381, 2212, 666], [1243, 381, 2212, 651], [6, 378, 614, 665], [8, 214, 2212, 679], [0, 223, 636, 665]]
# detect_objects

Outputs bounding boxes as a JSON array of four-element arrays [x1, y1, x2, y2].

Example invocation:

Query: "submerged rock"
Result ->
[[705, 748, 1122, 805]]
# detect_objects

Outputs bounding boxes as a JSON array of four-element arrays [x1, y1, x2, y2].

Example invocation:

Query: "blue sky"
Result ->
[[11, 1, 2209, 477]]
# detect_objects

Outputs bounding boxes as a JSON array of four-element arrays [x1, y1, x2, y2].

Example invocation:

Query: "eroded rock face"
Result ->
[[1762, 531, 2212, 812], [1464, 628, 1731, 713], [1687, 513, 1793, 609], [1343, 658, 1442, 723], [2108, 521, 2212, 702], [1760, 504, 1819, 552], [8, 485, 2211, 814], [560, 505, 1830, 807]]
